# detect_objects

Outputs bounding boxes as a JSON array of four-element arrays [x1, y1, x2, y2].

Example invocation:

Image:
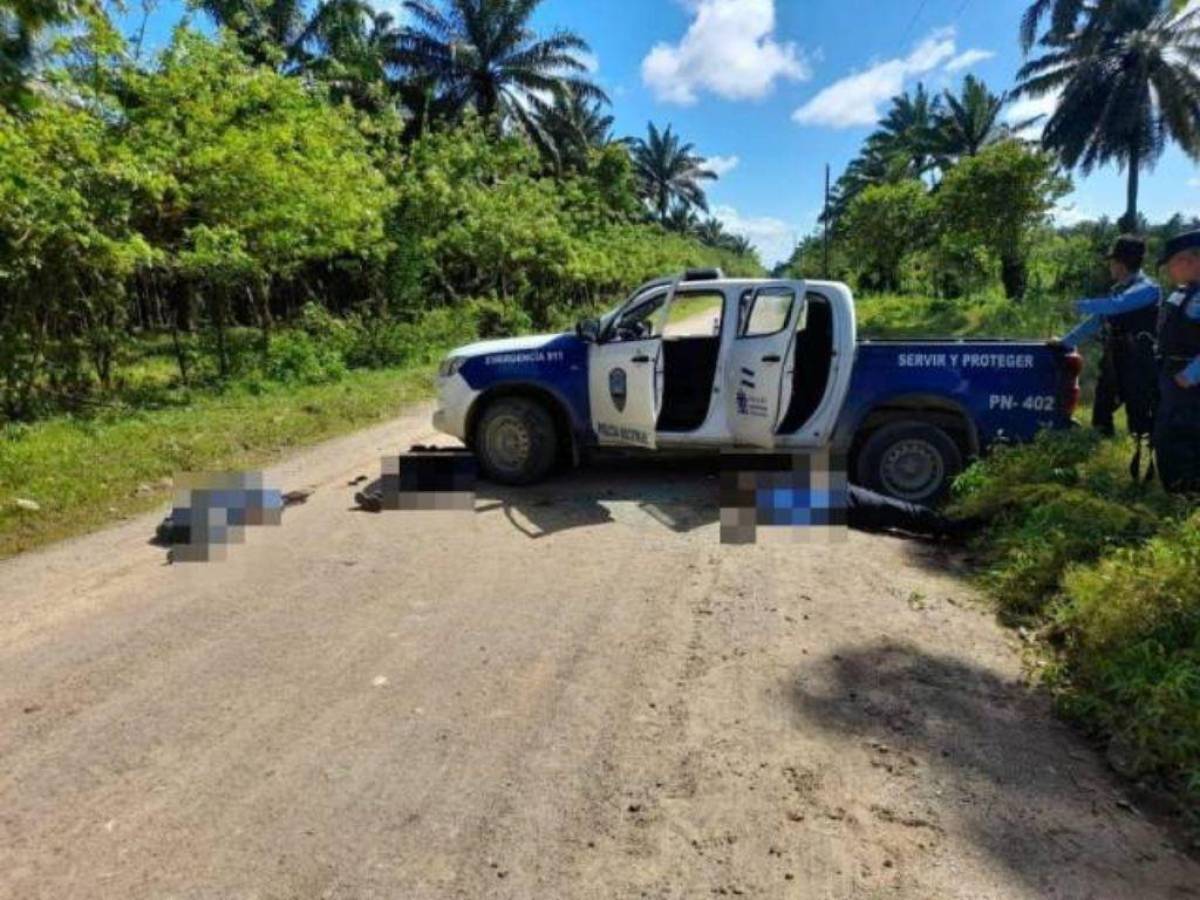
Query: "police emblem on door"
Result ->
[[609, 367, 627, 412]]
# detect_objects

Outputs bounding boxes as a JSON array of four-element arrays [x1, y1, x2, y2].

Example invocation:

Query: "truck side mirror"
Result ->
[[576, 317, 602, 343]]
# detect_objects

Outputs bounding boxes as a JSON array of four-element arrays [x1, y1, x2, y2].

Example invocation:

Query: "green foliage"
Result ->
[[840, 181, 934, 292], [386, 119, 755, 326], [0, 99, 154, 416], [1053, 513, 1200, 814], [950, 425, 1198, 820], [934, 141, 1071, 298], [263, 332, 349, 384]]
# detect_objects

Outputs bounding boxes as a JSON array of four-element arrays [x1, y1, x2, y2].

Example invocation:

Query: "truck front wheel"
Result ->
[[474, 397, 559, 485], [856, 421, 963, 505]]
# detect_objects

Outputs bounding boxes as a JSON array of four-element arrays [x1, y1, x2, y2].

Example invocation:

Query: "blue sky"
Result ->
[[120, 0, 1200, 265]]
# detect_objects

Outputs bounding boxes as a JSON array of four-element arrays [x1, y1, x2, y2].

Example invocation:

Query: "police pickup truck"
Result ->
[[433, 269, 1082, 503]]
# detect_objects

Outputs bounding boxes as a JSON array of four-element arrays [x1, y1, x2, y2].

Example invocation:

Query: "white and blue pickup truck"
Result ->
[[433, 269, 1083, 503]]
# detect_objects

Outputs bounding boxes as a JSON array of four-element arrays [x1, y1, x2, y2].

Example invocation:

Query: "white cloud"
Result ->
[[1188, 177, 1200, 188], [1005, 89, 1060, 137], [642, 0, 811, 105], [704, 155, 740, 177], [713, 204, 799, 267], [944, 48, 995, 73], [792, 27, 963, 128]]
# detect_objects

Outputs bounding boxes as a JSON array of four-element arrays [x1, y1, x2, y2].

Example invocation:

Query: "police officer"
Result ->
[[1154, 230, 1200, 495], [1062, 236, 1161, 442]]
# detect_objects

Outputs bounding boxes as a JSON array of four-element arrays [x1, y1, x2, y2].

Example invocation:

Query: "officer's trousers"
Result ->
[[1154, 373, 1200, 494], [1092, 347, 1120, 436]]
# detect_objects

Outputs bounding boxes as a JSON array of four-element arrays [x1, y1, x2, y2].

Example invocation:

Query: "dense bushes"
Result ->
[[950, 430, 1198, 819], [0, 30, 755, 423]]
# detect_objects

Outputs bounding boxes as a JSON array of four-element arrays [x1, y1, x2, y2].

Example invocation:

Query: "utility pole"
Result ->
[[822, 163, 831, 279]]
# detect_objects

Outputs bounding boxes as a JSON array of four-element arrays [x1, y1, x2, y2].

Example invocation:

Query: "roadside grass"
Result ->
[[858, 288, 1198, 828], [0, 364, 435, 558], [949, 432, 1199, 827]]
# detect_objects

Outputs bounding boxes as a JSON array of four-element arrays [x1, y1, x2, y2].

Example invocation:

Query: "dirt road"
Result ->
[[2, 405, 1196, 899]]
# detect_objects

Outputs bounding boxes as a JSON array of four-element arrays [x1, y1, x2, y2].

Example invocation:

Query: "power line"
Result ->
[[900, 0, 931, 46]]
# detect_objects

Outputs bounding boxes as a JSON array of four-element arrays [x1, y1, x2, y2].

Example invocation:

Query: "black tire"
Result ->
[[474, 397, 559, 485], [856, 420, 963, 505]]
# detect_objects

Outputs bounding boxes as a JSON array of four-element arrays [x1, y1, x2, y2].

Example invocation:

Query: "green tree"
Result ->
[[932, 75, 1040, 164], [629, 122, 716, 225], [1016, 0, 1200, 230], [532, 83, 613, 173], [125, 31, 390, 367], [935, 141, 1071, 299], [875, 83, 942, 179], [828, 85, 943, 225], [196, 0, 369, 70], [840, 180, 935, 293], [0, 99, 153, 414], [395, 0, 604, 134]]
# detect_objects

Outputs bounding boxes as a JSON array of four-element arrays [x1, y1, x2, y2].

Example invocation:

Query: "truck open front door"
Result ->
[[588, 282, 679, 450], [725, 281, 806, 448]]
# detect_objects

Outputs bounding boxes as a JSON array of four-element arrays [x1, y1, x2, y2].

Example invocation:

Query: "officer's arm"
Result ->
[[1075, 282, 1160, 317], [1179, 357, 1200, 387], [1061, 315, 1102, 348]]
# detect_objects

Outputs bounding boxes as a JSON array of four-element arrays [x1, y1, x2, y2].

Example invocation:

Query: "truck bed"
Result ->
[[838, 339, 1076, 449]]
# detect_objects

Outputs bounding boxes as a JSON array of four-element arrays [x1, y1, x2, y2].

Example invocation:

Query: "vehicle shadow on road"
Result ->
[[474, 455, 722, 539], [785, 640, 1196, 894]]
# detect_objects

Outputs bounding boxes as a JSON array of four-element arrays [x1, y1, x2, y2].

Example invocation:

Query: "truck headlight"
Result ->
[[438, 356, 466, 378]]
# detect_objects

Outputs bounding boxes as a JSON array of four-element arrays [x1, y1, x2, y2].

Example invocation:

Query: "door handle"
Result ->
[[631, 355, 651, 363], [761, 354, 781, 363]]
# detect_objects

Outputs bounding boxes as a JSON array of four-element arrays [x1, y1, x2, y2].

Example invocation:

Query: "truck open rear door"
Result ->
[[724, 281, 806, 448]]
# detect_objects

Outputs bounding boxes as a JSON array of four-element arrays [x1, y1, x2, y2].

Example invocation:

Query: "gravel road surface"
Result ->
[[2, 404, 1197, 899]]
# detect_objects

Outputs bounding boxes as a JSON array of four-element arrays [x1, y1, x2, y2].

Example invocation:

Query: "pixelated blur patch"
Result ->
[[155, 471, 283, 562], [354, 446, 477, 512], [719, 450, 848, 545]]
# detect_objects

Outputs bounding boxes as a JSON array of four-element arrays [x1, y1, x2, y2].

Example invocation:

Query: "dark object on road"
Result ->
[[282, 489, 313, 506], [354, 446, 477, 511], [847, 485, 984, 541]]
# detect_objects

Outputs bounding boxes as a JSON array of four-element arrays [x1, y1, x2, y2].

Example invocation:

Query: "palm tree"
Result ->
[[827, 84, 944, 221], [931, 75, 1040, 163], [724, 234, 754, 257], [396, 0, 605, 134], [301, 7, 406, 112], [532, 83, 614, 172], [875, 83, 943, 179], [630, 122, 717, 225], [696, 218, 728, 248], [664, 203, 700, 235], [198, 0, 373, 71], [1015, 0, 1200, 230]]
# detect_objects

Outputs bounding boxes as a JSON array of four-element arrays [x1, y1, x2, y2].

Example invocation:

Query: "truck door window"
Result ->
[[662, 291, 723, 338], [613, 290, 668, 341], [739, 287, 795, 338]]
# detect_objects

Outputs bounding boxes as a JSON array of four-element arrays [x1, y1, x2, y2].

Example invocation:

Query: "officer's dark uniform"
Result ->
[[1154, 231, 1200, 494], [1063, 237, 1160, 440]]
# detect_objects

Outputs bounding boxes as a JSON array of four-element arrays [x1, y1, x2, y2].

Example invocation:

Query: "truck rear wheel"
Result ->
[[856, 421, 963, 505], [474, 397, 559, 485]]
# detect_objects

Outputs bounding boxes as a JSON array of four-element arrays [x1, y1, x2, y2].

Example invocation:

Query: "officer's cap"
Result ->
[[1104, 235, 1146, 266], [1158, 229, 1200, 265]]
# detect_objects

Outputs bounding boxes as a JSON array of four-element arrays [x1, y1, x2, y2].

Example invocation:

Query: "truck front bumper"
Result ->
[[433, 374, 475, 442]]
